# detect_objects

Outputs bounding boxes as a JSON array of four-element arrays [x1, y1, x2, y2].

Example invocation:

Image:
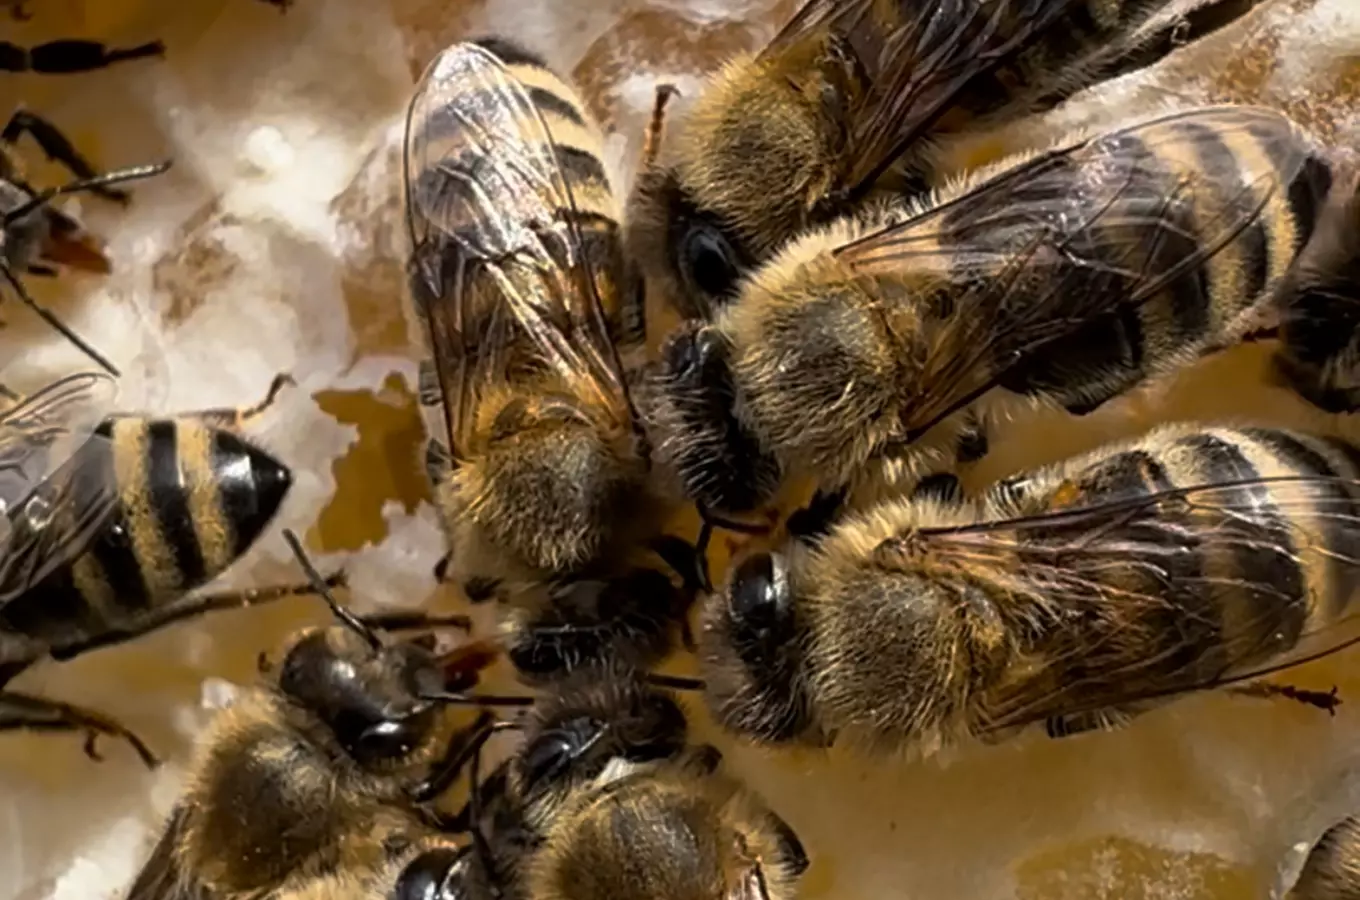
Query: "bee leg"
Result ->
[[911, 473, 965, 506], [1044, 709, 1131, 739], [408, 710, 496, 805], [0, 689, 159, 768], [2, 109, 132, 204], [355, 611, 472, 633], [786, 487, 849, 543], [187, 372, 296, 429], [1229, 682, 1342, 715], [47, 576, 346, 662], [0, 39, 165, 76]]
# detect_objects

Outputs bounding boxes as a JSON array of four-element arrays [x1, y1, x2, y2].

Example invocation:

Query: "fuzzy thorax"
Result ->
[[721, 221, 932, 486], [445, 400, 650, 577], [671, 48, 848, 257], [797, 498, 1016, 757]]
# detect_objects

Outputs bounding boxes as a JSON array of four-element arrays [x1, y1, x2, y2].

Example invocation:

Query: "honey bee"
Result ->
[[1288, 814, 1360, 900], [699, 423, 1360, 753], [650, 105, 1337, 526], [397, 667, 808, 900], [625, 0, 1270, 323], [125, 529, 492, 900], [1273, 164, 1360, 414], [403, 39, 707, 680], [2, 113, 171, 374], [0, 374, 350, 766]]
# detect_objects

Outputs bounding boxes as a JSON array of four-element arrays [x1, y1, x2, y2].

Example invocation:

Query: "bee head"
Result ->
[[515, 670, 688, 800], [625, 32, 866, 326], [391, 845, 489, 900], [698, 551, 819, 745], [650, 321, 781, 516], [276, 529, 445, 769], [279, 626, 445, 769]]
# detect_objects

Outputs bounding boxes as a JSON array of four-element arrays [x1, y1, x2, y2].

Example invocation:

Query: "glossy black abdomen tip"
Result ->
[[210, 428, 292, 556]]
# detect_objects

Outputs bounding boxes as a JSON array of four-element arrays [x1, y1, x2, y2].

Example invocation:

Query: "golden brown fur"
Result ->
[[657, 106, 1336, 519], [406, 38, 694, 680], [700, 424, 1360, 755], [626, 0, 1271, 324], [419, 670, 808, 900], [528, 763, 803, 900], [1290, 816, 1360, 900], [125, 622, 490, 900]]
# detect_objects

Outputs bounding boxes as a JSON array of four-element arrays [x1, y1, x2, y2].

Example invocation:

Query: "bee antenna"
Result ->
[[420, 690, 537, 708], [280, 528, 380, 651], [0, 260, 119, 375], [1, 160, 172, 226], [644, 673, 706, 692]]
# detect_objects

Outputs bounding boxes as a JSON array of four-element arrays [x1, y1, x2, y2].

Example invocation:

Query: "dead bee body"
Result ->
[[700, 424, 1360, 753], [1289, 814, 1360, 900], [2, 112, 171, 374], [0, 375, 357, 765], [651, 105, 1336, 527], [626, 0, 1269, 323], [404, 39, 703, 681], [391, 669, 808, 900], [125, 532, 492, 900]]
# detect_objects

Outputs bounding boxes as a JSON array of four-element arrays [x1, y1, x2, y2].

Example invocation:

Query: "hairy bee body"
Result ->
[[1289, 815, 1360, 900], [126, 606, 494, 900], [700, 424, 1360, 753], [406, 40, 693, 680], [0, 415, 291, 669], [655, 105, 1337, 518], [395, 670, 808, 900], [627, 0, 1268, 321]]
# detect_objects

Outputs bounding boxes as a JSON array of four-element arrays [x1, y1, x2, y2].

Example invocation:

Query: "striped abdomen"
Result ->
[[410, 37, 641, 351], [0, 417, 292, 649], [925, 0, 1264, 137], [966, 112, 1334, 412], [997, 426, 1360, 697]]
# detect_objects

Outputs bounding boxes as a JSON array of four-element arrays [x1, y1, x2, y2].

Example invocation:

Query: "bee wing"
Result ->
[[402, 42, 632, 461], [0, 372, 120, 603], [762, 0, 1077, 194], [124, 806, 210, 900], [836, 106, 1309, 438], [910, 476, 1360, 731]]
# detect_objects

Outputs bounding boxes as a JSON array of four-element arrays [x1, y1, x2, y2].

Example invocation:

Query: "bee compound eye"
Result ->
[[729, 553, 785, 633], [393, 847, 466, 900], [680, 223, 740, 301], [522, 731, 578, 788]]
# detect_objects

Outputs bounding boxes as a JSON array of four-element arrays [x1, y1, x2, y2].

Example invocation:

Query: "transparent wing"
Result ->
[[402, 41, 630, 460], [763, 0, 1079, 194], [903, 476, 1360, 730], [0, 372, 120, 604], [124, 806, 209, 900], [836, 105, 1310, 438]]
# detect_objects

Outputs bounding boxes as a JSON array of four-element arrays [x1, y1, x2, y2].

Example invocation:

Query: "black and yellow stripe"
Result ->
[[944, 110, 1333, 414], [1003, 425, 1360, 691], [0, 417, 291, 648]]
